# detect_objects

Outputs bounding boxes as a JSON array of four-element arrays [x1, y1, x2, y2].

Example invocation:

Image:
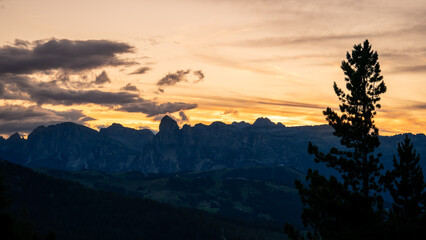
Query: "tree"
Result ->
[[383, 135, 426, 239], [285, 40, 387, 239]]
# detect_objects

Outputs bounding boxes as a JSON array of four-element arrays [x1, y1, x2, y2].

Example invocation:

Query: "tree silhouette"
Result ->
[[285, 40, 387, 239], [383, 135, 426, 239]]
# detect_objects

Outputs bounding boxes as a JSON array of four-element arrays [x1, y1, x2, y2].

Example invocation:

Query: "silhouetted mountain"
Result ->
[[0, 117, 425, 174], [7, 132, 24, 143], [253, 117, 276, 128], [231, 121, 251, 128], [99, 123, 154, 150], [159, 115, 180, 133], [6, 122, 144, 171]]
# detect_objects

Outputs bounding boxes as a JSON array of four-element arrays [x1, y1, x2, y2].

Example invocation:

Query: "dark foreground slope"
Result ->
[[38, 166, 305, 228], [0, 160, 285, 240]]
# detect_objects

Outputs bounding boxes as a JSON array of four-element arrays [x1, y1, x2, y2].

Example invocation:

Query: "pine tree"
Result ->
[[285, 40, 387, 239], [383, 135, 426, 239], [312, 39, 387, 196]]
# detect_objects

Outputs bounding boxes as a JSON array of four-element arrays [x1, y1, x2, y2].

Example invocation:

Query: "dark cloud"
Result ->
[[0, 105, 48, 121], [14, 39, 30, 47], [157, 69, 191, 87], [0, 74, 198, 117], [31, 88, 138, 106], [0, 105, 95, 135], [156, 69, 205, 93], [130, 66, 151, 75], [94, 71, 111, 85], [55, 109, 96, 122], [121, 83, 139, 92], [119, 101, 197, 117], [0, 75, 138, 105], [179, 111, 189, 122], [0, 38, 135, 74], [48, 70, 111, 89], [193, 70, 205, 83]]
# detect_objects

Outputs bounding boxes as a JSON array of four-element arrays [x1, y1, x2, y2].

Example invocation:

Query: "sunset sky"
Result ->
[[0, 0, 425, 137]]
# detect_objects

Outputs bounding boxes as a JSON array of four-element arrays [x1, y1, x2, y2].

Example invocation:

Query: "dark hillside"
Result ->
[[0, 160, 286, 240]]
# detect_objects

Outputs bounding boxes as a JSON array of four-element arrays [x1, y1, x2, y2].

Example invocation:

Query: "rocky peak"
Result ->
[[7, 132, 22, 143], [159, 115, 179, 133], [100, 123, 125, 135], [210, 121, 227, 128], [253, 117, 275, 127], [231, 121, 250, 128], [109, 123, 124, 129]]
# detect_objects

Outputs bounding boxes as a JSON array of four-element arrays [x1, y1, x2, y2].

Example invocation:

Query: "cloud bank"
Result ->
[[0, 39, 135, 74], [0, 105, 95, 135]]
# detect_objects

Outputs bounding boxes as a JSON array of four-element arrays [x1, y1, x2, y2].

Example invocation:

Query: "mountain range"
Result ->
[[1, 116, 425, 174]]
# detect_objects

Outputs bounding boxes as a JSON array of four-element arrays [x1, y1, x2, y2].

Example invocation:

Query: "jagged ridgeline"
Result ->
[[0, 116, 425, 174]]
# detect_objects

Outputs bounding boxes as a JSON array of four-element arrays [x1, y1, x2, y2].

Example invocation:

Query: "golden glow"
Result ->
[[0, 0, 425, 137]]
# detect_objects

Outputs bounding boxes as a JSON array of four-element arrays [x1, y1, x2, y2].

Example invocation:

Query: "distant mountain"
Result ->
[[0, 116, 425, 173], [0, 159, 285, 240]]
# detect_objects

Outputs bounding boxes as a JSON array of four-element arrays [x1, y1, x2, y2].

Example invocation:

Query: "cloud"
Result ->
[[0, 74, 137, 105], [222, 109, 239, 115], [0, 105, 95, 135], [55, 109, 96, 122], [47, 70, 111, 89], [0, 38, 135, 74], [31, 88, 138, 106], [13, 39, 30, 47], [156, 69, 205, 93], [193, 70, 205, 83], [94, 71, 111, 85], [234, 33, 368, 48], [0, 74, 198, 117], [406, 102, 426, 110], [121, 83, 139, 92], [391, 65, 426, 73], [0, 105, 48, 121], [157, 69, 191, 87], [119, 101, 197, 117], [130, 66, 151, 75], [179, 111, 189, 122]]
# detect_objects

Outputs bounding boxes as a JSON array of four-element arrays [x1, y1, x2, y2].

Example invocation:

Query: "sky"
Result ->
[[0, 0, 425, 137]]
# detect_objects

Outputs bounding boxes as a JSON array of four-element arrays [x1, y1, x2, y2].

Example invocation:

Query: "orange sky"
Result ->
[[0, 0, 425, 137]]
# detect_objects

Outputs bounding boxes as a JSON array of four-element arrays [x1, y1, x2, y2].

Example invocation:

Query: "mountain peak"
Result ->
[[7, 132, 22, 142], [159, 115, 179, 133], [108, 123, 124, 129], [253, 117, 275, 127], [231, 121, 250, 128]]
